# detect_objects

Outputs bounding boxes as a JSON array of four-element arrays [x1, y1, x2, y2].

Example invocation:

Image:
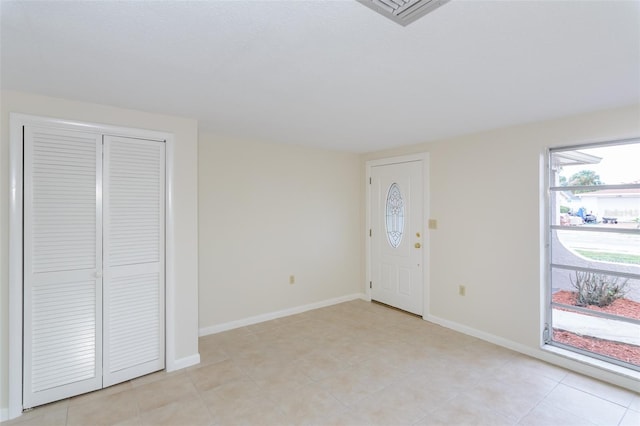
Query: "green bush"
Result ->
[[560, 206, 570, 214], [570, 271, 628, 307]]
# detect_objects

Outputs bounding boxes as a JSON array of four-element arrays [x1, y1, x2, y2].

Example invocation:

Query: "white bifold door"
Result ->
[[23, 126, 165, 409]]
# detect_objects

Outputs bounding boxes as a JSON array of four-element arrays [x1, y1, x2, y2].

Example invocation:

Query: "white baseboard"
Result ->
[[426, 314, 536, 356], [199, 293, 367, 336], [167, 353, 201, 372], [426, 314, 640, 392]]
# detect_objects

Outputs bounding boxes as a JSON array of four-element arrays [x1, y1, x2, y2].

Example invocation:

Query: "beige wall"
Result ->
[[363, 104, 640, 388], [1, 89, 637, 413], [198, 134, 363, 330], [0, 91, 200, 414]]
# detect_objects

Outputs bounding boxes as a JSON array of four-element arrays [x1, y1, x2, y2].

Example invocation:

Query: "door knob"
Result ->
[[415, 243, 421, 248]]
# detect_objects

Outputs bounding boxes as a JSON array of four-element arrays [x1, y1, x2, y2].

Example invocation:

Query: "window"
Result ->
[[385, 183, 405, 248], [547, 140, 640, 371]]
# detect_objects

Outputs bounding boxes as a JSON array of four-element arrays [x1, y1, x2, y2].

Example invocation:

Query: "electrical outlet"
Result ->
[[458, 285, 466, 296], [289, 275, 295, 285]]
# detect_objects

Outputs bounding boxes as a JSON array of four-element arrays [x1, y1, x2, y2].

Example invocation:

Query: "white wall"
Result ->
[[363, 104, 640, 389], [198, 134, 363, 331], [0, 91, 200, 415]]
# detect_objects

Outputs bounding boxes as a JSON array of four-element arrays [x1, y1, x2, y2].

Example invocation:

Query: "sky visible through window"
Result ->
[[557, 142, 640, 185]]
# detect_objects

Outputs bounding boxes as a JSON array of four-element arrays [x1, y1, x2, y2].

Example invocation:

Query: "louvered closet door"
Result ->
[[103, 136, 165, 387], [23, 126, 103, 409]]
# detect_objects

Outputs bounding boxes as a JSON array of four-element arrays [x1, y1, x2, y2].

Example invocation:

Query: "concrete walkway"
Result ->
[[553, 309, 640, 346]]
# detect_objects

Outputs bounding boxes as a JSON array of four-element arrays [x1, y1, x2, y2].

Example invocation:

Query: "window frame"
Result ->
[[545, 138, 640, 372]]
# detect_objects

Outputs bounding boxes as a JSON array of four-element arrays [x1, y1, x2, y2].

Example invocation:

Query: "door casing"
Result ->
[[365, 153, 430, 317], [8, 113, 176, 419]]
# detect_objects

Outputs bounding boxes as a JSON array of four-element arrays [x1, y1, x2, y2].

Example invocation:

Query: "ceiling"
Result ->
[[2, 0, 639, 152]]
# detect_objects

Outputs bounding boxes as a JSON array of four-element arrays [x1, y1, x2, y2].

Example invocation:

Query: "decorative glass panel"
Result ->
[[385, 183, 404, 248]]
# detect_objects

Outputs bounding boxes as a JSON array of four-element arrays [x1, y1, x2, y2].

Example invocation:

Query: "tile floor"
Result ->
[[4, 300, 639, 426]]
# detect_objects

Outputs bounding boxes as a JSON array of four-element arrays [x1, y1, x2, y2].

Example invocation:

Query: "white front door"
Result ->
[[370, 160, 424, 315]]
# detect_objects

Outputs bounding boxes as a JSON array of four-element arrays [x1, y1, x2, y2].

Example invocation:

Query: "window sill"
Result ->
[[543, 344, 640, 382]]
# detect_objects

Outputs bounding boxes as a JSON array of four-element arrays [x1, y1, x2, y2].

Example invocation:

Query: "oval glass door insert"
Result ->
[[385, 183, 405, 248]]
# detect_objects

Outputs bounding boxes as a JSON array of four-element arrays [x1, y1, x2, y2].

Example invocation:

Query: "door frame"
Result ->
[[365, 153, 430, 317], [8, 113, 175, 418]]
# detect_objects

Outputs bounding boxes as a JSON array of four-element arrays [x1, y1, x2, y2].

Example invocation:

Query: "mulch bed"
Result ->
[[552, 291, 640, 366], [552, 290, 640, 320], [553, 330, 640, 365]]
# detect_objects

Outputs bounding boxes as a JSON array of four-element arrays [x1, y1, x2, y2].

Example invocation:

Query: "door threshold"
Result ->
[[371, 300, 422, 318]]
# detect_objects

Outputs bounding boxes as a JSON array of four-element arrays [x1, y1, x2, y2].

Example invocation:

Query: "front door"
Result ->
[[370, 160, 424, 315]]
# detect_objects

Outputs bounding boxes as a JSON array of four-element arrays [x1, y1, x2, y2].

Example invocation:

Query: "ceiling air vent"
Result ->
[[357, 0, 450, 26]]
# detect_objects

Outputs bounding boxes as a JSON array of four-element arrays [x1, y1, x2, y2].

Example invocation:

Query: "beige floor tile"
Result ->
[[543, 384, 627, 425], [66, 389, 138, 426], [196, 340, 231, 368], [462, 376, 556, 422], [350, 381, 432, 425], [205, 378, 262, 402], [518, 401, 596, 426], [7, 301, 636, 426], [306, 409, 364, 426], [5, 399, 69, 425], [69, 381, 133, 406], [240, 357, 310, 384], [561, 371, 637, 407], [213, 404, 291, 426], [350, 356, 407, 389], [323, 340, 373, 365], [4, 407, 68, 426], [316, 369, 379, 407], [274, 337, 317, 359], [399, 374, 460, 410], [112, 416, 142, 426], [492, 361, 564, 387], [188, 359, 247, 393], [415, 395, 515, 426], [255, 375, 314, 402], [129, 368, 186, 388], [349, 401, 414, 425], [202, 386, 283, 425], [229, 346, 281, 371], [134, 373, 199, 413], [294, 349, 350, 381], [275, 383, 346, 424], [619, 409, 640, 426], [505, 354, 569, 382], [140, 397, 212, 426], [408, 363, 484, 395], [213, 334, 261, 357], [629, 394, 640, 411]]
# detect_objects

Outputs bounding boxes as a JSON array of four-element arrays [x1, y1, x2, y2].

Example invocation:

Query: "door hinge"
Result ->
[[369, 229, 372, 237], [369, 281, 372, 289], [369, 177, 372, 184]]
